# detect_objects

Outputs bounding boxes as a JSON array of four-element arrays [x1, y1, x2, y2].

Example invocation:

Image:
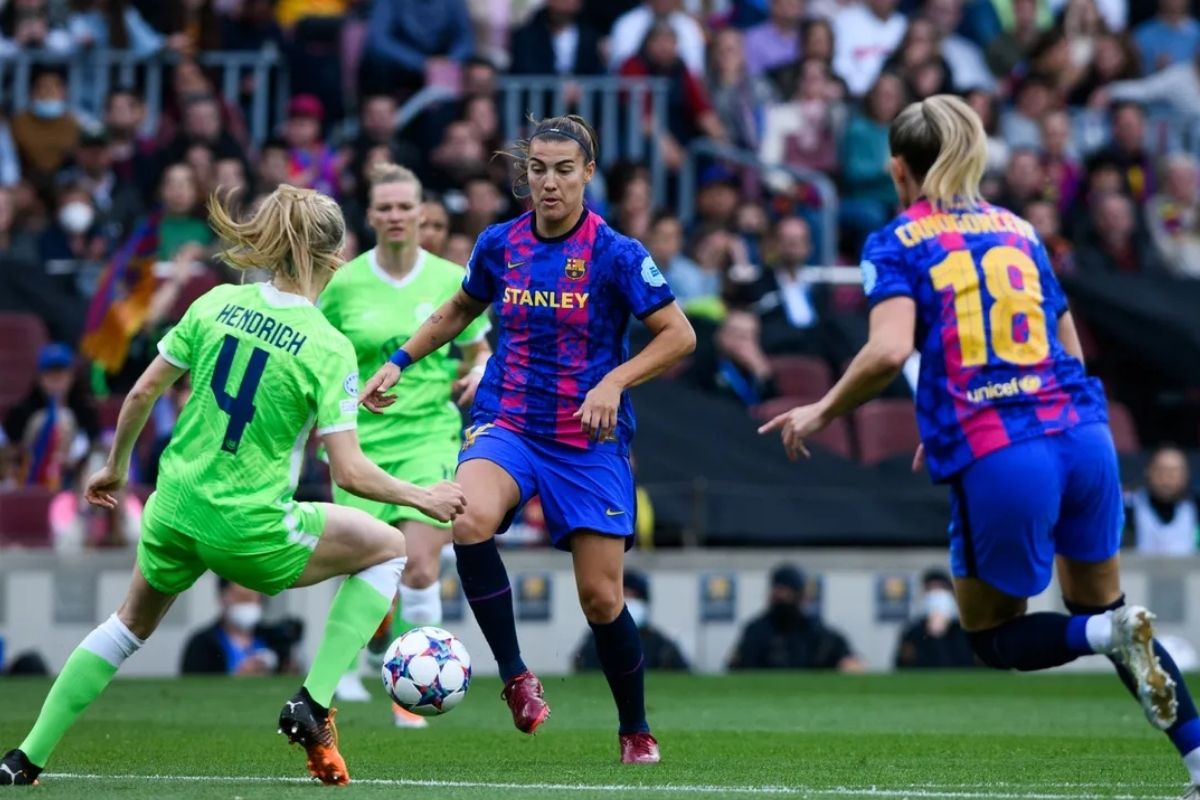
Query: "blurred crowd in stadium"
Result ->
[[0, 0, 1198, 552]]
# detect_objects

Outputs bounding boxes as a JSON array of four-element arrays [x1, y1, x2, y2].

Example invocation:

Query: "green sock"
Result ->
[[20, 649, 119, 767], [304, 576, 393, 708]]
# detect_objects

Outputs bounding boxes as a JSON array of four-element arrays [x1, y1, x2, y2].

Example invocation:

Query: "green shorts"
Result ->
[[136, 492, 326, 596], [334, 434, 459, 528]]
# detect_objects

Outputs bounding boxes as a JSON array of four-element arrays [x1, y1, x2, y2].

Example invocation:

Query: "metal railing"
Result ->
[[680, 138, 840, 267], [0, 46, 286, 144], [496, 75, 670, 208]]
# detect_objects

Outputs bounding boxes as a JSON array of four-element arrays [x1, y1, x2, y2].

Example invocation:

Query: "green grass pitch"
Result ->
[[0, 672, 1190, 799]]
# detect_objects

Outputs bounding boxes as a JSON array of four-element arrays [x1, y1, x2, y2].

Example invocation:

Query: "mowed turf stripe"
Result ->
[[46, 773, 1180, 799]]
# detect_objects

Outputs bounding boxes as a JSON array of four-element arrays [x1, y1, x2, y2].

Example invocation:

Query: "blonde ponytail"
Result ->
[[209, 184, 345, 297], [888, 94, 988, 210]]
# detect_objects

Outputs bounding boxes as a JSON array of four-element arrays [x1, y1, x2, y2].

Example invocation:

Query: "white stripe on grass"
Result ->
[[47, 773, 1181, 799]]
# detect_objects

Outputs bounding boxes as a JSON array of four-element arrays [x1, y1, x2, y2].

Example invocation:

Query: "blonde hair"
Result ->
[[209, 184, 345, 297], [367, 162, 423, 202], [888, 94, 987, 210]]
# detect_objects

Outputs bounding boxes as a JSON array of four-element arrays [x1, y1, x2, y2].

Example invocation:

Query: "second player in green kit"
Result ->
[[320, 163, 491, 725]]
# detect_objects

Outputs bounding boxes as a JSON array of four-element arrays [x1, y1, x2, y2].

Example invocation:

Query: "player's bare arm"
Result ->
[[361, 288, 489, 412], [86, 355, 187, 508], [759, 297, 916, 460], [324, 429, 466, 522], [1057, 311, 1085, 362], [575, 302, 695, 441]]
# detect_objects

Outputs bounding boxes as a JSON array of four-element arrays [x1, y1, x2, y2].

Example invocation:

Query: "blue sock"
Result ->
[[454, 539, 526, 683], [967, 612, 1094, 671], [1064, 597, 1200, 760], [589, 605, 649, 735]]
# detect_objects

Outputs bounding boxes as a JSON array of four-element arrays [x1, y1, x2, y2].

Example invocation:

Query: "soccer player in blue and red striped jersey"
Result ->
[[361, 114, 696, 764], [760, 95, 1200, 794]]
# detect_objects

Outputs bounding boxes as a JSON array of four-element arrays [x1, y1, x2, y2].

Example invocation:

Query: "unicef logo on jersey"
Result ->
[[343, 372, 359, 398], [415, 302, 435, 323], [640, 256, 666, 288], [861, 260, 878, 295]]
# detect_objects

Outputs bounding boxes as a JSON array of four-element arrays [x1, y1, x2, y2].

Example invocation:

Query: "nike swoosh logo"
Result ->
[[507, 261, 525, 270], [605, 509, 625, 517]]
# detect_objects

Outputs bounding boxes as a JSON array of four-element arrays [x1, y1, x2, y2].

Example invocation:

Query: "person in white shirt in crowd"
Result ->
[[832, 0, 907, 96], [1145, 153, 1200, 279], [922, 0, 995, 92], [1126, 446, 1200, 557], [1104, 52, 1200, 120], [608, 0, 707, 76]]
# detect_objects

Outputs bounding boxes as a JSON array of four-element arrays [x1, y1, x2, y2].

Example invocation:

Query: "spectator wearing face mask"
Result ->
[[729, 563, 864, 672], [572, 570, 690, 672], [11, 66, 80, 181], [181, 581, 292, 675], [893, 568, 977, 670]]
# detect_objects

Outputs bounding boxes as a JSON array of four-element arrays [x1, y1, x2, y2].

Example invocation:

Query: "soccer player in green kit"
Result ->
[[0, 186, 466, 788], [320, 163, 492, 728]]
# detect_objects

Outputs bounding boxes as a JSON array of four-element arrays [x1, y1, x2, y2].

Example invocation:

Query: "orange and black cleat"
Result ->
[[501, 671, 550, 734], [278, 690, 349, 785]]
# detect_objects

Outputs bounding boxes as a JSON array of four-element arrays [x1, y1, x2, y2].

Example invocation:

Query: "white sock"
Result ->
[[1185, 747, 1200, 784], [400, 581, 443, 627], [80, 613, 145, 668], [1085, 613, 1114, 654], [354, 556, 408, 601]]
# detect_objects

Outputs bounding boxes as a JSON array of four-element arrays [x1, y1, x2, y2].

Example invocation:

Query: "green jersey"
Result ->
[[154, 282, 359, 551], [318, 248, 490, 455]]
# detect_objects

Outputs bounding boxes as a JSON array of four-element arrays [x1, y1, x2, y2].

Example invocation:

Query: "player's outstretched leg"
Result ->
[[281, 505, 408, 784], [453, 459, 547, 734], [572, 533, 659, 764], [1066, 596, 1199, 793], [1, 566, 173, 786]]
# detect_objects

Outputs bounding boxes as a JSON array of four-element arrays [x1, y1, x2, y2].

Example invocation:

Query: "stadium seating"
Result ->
[[1107, 400, 1141, 455], [853, 399, 921, 466], [0, 487, 54, 547], [768, 355, 833, 402], [751, 397, 854, 459], [0, 314, 49, 412]]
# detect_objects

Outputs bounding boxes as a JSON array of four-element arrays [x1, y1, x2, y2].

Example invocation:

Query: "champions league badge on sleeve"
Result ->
[[700, 573, 737, 623], [641, 256, 666, 288], [516, 573, 552, 622]]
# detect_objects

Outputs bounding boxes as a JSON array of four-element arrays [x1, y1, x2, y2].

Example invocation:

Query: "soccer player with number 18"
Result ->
[[760, 95, 1200, 797]]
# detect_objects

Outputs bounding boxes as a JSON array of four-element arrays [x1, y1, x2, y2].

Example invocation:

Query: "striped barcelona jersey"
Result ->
[[860, 199, 1108, 482], [462, 209, 675, 453]]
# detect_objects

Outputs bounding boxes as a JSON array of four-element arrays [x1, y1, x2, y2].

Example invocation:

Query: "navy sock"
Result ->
[[590, 606, 649, 735], [1064, 597, 1200, 757], [454, 539, 526, 683], [967, 612, 1093, 671]]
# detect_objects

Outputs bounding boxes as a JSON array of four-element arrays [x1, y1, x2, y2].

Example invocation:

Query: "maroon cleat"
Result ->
[[620, 732, 661, 764], [501, 671, 550, 734]]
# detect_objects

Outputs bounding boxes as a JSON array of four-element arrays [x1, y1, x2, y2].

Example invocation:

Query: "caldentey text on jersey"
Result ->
[[215, 303, 307, 356]]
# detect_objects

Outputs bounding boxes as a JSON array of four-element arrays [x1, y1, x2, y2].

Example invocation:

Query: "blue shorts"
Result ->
[[457, 423, 636, 552], [949, 423, 1124, 598]]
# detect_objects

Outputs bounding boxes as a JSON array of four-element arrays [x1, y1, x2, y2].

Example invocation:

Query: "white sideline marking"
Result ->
[[47, 773, 1181, 799]]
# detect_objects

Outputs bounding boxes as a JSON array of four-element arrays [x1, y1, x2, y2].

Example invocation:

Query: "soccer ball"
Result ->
[[380, 626, 471, 716]]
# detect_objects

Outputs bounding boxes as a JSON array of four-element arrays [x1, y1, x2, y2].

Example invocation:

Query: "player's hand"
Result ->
[[911, 443, 926, 473], [757, 402, 829, 461], [418, 480, 467, 523], [361, 363, 401, 414], [452, 367, 484, 409], [574, 378, 621, 442], [84, 462, 127, 509]]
